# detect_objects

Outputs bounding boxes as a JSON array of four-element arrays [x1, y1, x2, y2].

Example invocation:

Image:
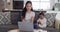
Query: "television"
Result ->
[[13, 1, 24, 9]]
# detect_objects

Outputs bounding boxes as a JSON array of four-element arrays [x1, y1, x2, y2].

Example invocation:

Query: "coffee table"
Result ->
[[34, 29, 47, 32], [8, 29, 19, 32], [8, 29, 48, 32]]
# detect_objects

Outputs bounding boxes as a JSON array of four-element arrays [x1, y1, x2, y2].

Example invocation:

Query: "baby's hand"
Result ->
[[38, 22, 41, 24]]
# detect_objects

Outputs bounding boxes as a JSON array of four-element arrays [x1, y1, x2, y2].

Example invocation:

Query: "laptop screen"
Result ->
[[18, 21, 34, 32]]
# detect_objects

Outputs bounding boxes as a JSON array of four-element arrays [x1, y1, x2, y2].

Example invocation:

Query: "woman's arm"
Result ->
[[31, 16, 35, 22], [21, 16, 25, 22], [31, 12, 35, 22]]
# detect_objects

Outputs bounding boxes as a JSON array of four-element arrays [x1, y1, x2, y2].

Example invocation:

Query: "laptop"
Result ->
[[18, 21, 34, 32]]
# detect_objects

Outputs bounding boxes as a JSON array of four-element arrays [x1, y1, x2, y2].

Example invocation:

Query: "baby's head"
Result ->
[[39, 13, 45, 19]]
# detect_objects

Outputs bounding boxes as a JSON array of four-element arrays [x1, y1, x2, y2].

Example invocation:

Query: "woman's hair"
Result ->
[[22, 1, 33, 18]]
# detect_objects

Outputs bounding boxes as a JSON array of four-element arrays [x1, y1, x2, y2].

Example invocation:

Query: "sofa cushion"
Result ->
[[0, 12, 11, 25], [11, 11, 22, 25], [45, 13, 57, 27]]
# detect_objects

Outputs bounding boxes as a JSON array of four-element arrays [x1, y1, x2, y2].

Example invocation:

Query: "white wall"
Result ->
[[24, 0, 55, 10], [4, 0, 56, 10], [24, 0, 30, 7]]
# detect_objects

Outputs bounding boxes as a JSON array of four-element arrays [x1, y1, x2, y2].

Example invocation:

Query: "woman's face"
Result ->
[[26, 3, 32, 11]]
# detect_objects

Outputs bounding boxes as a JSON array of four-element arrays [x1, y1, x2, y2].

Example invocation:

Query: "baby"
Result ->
[[37, 13, 47, 28]]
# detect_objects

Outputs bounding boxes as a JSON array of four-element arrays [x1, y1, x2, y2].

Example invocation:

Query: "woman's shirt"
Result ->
[[25, 11, 35, 21], [37, 18, 47, 28]]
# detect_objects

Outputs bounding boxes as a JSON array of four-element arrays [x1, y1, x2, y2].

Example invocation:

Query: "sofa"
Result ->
[[0, 10, 57, 32], [0, 11, 22, 32]]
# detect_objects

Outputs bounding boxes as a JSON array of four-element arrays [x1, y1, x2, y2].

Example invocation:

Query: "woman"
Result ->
[[21, 1, 35, 22]]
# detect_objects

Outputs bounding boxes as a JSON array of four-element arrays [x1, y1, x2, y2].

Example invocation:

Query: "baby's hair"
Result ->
[[39, 12, 45, 16]]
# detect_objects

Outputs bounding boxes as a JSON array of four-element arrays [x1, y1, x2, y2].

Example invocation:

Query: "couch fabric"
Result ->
[[0, 12, 11, 25], [0, 11, 57, 32], [45, 13, 57, 27]]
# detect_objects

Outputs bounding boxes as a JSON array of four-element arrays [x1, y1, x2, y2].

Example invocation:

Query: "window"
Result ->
[[31, 0, 50, 10]]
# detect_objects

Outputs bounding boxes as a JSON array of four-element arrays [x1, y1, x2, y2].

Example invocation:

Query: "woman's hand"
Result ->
[[22, 19, 25, 22], [21, 16, 25, 22], [31, 16, 35, 22]]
